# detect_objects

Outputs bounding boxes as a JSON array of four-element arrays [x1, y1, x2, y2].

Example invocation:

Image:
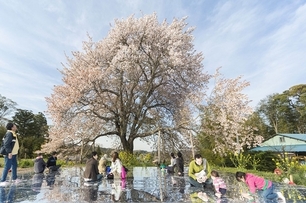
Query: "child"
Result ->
[[211, 170, 227, 198], [236, 171, 286, 203]]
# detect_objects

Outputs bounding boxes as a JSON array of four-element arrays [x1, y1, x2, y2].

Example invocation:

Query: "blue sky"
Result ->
[[1, 1, 305, 150]]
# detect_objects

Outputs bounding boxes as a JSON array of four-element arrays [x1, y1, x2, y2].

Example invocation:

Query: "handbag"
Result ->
[[107, 173, 114, 179], [0, 145, 6, 155], [0, 133, 7, 155]]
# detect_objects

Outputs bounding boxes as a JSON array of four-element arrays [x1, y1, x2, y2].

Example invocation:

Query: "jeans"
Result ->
[[0, 184, 16, 202], [257, 183, 278, 203], [1, 155, 18, 182], [97, 174, 103, 181], [189, 176, 212, 187]]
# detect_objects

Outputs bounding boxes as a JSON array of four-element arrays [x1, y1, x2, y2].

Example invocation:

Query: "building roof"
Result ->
[[278, 134, 306, 142], [250, 134, 306, 152], [250, 144, 306, 152]]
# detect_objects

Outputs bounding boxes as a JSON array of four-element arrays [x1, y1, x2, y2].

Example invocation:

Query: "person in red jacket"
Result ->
[[236, 171, 286, 203]]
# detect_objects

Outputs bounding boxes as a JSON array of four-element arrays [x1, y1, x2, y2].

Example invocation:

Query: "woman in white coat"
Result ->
[[110, 151, 123, 179]]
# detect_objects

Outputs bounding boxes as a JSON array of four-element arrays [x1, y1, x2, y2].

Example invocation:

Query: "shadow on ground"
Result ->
[[0, 167, 305, 202]]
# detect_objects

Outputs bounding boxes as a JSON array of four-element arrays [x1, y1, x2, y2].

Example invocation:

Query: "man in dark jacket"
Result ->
[[34, 153, 46, 174], [47, 151, 61, 172], [84, 151, 102, 183], [0, 122, 20, 187]]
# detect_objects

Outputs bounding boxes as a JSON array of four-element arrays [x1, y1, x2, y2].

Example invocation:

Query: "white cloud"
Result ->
[[0, 0, 305, 122]]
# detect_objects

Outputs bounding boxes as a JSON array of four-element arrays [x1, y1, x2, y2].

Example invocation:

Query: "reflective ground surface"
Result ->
[[0, 167, 305, 202]]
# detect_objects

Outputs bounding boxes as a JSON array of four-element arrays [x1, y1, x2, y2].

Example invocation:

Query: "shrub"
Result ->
[[19, 159, 33, 168], [248, 151, 278, 172]]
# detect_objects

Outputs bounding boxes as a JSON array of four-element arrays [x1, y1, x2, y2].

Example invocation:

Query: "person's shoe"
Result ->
[[277, 192, 286, 203], [12, 179, 22, 184], [0, 181, 10, 187]]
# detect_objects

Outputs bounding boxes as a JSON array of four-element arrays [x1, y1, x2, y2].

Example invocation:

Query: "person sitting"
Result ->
[[176, 151, 184, 176], [188, 154, 211, 188], [211, 170, 227, 198], [84, 151, 102, 183], [34, 153, 46, 174], [110, 151, 123, 179], [167, 152, 176, 173], [46, 151, 61, 172], [98, 154, 110, 176]]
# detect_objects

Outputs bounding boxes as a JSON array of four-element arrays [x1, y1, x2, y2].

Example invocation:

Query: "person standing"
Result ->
[[34, 153, 46, 174], [167, 152, 176, 173], [0, 123, 20, 187], [84, 151, 102, 183], [176, 151, 184, 176], [47, 151, 61, 172]]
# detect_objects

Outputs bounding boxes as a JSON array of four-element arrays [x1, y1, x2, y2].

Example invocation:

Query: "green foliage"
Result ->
[[291, 166, 306, 186], [0, 125, 6, 141], [249, 154, 260, 170], [248, 151, 277, 172], [137, 153, 153, 166], [229, 152, 251, 169], [273, 153, 303, 176], [119, 151, 138, 166], [57, 159, 73, 167], [19, 159, 33, 168], [12, 109, 48, 159]]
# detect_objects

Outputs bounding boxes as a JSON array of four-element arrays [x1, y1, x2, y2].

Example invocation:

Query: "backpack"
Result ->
[[0, 134, 7, 155], [121, 166, 127, 179]]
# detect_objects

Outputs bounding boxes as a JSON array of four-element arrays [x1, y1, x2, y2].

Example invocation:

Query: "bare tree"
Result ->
[[45, 13, 210, 153]]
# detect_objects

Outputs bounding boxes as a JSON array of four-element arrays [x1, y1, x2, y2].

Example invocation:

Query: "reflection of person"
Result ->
[[110, 152, 123, 179], [34, 153, 46, 174], [111, 179, 126, 202], [236, 171, 286, 203], [176, 151, 184, 176], [211, 170, 226, 198], [31, 173, 44, 193], [46, 170, 58, 189], [189, 191, 208, 202], [188, 154, 211, 188], [98, 154, 109, 175], [47, 151, 61, 172], [84, 151, 102, 183], [167, 153, 176, 173], [0, 123, 20, 187], [0, 184, 16, 202], [84, 186, 98, 201]]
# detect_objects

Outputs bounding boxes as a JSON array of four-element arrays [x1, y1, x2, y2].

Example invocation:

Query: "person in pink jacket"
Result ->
[[211, 170, 227, 198], [236, 171, 286, 203]]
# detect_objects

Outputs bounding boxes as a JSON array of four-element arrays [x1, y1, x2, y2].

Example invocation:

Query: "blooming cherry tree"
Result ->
[[200, 69, 263, 155], [45, 13, 210, 153]]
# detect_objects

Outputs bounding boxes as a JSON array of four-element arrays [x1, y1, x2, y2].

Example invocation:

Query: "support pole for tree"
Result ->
[[158, 130, 161, 164], [190, 131, 195, 158]]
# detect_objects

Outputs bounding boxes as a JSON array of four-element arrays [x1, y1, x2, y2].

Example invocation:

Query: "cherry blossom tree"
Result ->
[[199, 68, 263, 156], [45, 13, 210, 153]]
